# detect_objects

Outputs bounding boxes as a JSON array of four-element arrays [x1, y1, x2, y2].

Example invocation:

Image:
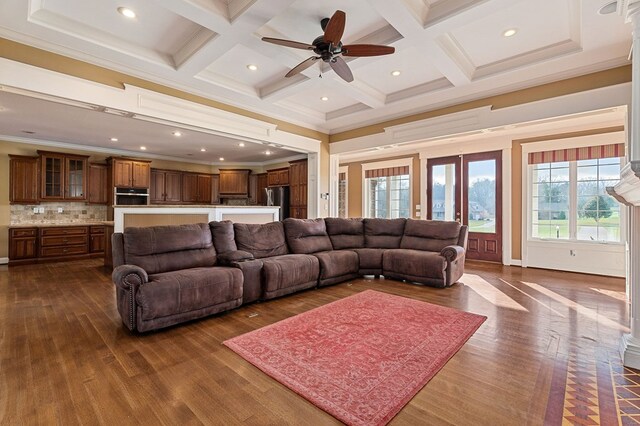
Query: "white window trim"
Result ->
[[362, 158, 413, 219], [339, 165, 349, 217], [521, 131, 627, 267]]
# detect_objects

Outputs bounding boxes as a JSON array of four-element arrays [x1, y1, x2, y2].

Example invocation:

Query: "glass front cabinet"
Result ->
[[38, 151, 88, 201]]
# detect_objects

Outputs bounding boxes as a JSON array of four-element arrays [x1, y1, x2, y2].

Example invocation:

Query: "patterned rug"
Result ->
[[224, 290, 486, 426]]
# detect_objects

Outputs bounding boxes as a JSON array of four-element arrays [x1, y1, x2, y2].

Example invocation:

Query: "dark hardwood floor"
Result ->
[[0, 259, 629, 425]]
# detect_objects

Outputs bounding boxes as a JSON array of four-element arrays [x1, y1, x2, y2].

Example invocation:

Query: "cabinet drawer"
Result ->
[[10, 228, 37, 238], [40, 245, 88, 257], [41, 227, 88, 236], [41, 235, 88, 247], [90, 226, 105, 235]]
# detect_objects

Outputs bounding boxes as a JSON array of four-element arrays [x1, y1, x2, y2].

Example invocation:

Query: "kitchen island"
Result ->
[[112, 205, 280, 233]]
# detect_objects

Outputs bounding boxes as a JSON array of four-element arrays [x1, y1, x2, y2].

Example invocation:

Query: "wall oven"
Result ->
[[114, 187, 149, 205]]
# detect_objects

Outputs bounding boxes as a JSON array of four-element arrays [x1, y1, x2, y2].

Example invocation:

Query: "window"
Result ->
[[363, 160, 411, 219], [529, 144, 623, 243], [338, 170, 347, 218]]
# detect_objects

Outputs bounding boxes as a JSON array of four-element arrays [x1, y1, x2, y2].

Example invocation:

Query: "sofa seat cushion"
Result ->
[[137, 267, 243, 321], [383, 249, 446, 280], [313, 250, 359, 280], [353, 248, 386, 272], [261, 254, 319, 296]]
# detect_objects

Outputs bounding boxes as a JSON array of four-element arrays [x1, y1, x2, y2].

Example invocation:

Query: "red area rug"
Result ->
[[224, 290, 486, 426]]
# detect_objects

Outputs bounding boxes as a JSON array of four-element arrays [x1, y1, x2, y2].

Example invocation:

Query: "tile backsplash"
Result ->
[[10, 202, 108, 225]]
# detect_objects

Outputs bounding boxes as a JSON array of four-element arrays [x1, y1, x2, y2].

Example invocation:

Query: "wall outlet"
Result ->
[[57, 207, 64, 213], [32, 207, 38, 214], [38, 207, 45, 214]]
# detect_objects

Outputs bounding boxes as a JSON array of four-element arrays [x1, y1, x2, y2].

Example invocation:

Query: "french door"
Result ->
[[427, 151, 502, 263]]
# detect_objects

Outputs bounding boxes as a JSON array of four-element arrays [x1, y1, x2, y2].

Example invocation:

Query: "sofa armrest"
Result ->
[[440, 245, 465, 262], [217, 250, 255, 266], [112, 264, 148, 290], [230, 259, 263, 304]]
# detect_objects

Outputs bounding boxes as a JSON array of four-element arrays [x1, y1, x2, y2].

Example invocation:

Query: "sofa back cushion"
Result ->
[[234, 221, 288, 259], [283, 218, 333, 254], [209, 220, 237, 254], [400, 219, 462, 252], [364, 218, 406, 248], [123, 223, 216, 275], [325, 217, 364, 249]]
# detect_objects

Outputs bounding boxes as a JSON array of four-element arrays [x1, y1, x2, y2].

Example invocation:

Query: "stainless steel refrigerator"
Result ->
[[265, 186, 290, 221]]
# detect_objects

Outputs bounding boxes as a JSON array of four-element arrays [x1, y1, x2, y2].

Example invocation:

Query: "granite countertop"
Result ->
[[9, 221, 114, 228], [113, 205, 280, 209]]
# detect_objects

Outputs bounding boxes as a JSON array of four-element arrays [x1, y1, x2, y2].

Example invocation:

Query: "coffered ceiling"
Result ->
[[0, 0, 633, 135]]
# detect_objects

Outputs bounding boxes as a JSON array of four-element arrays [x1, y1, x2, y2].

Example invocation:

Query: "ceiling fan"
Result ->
[[261, 10, 395, 83]]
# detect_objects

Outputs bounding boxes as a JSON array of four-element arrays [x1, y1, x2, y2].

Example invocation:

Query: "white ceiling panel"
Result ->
[[450, 0, 573, 68], [281, 83, 363, 114]]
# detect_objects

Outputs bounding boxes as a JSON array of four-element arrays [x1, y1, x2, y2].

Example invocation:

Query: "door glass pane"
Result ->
[[338, 173, 347, 218], [431, 164, 456, 221], [467, 159, 496, 233]]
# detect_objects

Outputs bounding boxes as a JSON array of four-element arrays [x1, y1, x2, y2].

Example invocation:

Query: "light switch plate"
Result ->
[[38, 207, 45, 213], [57, 207, 63, 213], [32, 207, 38, 214]]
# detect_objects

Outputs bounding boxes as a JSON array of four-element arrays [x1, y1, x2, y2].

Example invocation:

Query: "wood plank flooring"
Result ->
[[0, 259, 629, 425]]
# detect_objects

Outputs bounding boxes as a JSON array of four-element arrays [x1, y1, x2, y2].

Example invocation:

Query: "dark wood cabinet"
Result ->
[[267, 168, 289, 186], [151, 169, 182, 204], [211, 174, 220, 204], [181, 173, 212, 204], [90, 226, 105, 254], [109, 158, 151, 188], [248, 174, 258, 205], [289, 159, 308, 219], [219, 169, 251, 197], [9, 228, 37, 261], [39, 226, 89, 259], [9, 155, 39, 204], [256, 173, 268, 205], [38, 151, 88, 201], [88, 163, 108, 204]]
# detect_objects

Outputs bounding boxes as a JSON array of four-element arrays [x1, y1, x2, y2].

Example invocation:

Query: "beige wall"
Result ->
[[341, 154, 420, 218]]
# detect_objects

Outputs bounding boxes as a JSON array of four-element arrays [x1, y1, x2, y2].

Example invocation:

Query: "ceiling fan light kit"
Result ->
[[262, 10, 395, 83]]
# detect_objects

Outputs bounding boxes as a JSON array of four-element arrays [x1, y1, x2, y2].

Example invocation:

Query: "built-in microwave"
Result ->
[[114, 187, 149, 205]]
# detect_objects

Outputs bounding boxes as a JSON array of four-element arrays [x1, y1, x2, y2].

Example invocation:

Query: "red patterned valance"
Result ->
[[528, 143, 624, 165], [365, 166, 409, 178]]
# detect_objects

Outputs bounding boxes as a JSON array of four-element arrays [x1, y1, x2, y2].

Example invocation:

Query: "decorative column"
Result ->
[[616, 3, 640, 368]]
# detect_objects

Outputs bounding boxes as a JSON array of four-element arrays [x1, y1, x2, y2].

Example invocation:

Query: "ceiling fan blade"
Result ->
[[285, 56, 320, 77], [342, 44, 395, 57], [262, 37, 315, 50], [324, 10, 346, 45], [330, 56, 353, 83]]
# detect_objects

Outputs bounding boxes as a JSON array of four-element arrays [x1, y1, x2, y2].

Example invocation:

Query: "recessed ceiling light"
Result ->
[[238, 142, 245, 147], [247, 64, 258, 71], [320, 96, 329, 101], [503, 28, 517, 37], [110, 137, 118, 142], [200, 148, 206, 152], [598, 1, 618, 15], [265, 150, 272, 155], [140, 146, 147, 150], [172, 131, 182, 137], [391, 70, 401, 76], [117, 7, 136, 19], [219, 157, 225, 161]]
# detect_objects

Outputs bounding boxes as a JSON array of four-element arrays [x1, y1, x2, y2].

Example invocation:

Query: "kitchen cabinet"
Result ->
[[9, 228, 37, 261], [289, 159, 308, 219], [211, 174, 220, 204], [9, 155, 39, 204], [90, 226, 105, 254], [182, 173, 212, 204], [219, 169, 251, 197], [267, 168, 289, 186], [150, 169, 182, 204], [108, 157, 151, 188], [88, 163, 108, 204], [248, 174, 258, 205], [256, 173, 268, 205], [39, 226, 89, 258], [38, 151, 89, 201]]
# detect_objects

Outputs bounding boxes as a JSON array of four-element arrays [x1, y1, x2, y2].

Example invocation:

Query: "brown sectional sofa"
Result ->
[[112, 217, 468, 332]]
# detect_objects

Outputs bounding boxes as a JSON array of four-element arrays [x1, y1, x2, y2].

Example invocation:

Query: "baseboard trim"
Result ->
[[620, 333, 640, 369], [509, 259, 522, 266], [0, 257, 8, 265]]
